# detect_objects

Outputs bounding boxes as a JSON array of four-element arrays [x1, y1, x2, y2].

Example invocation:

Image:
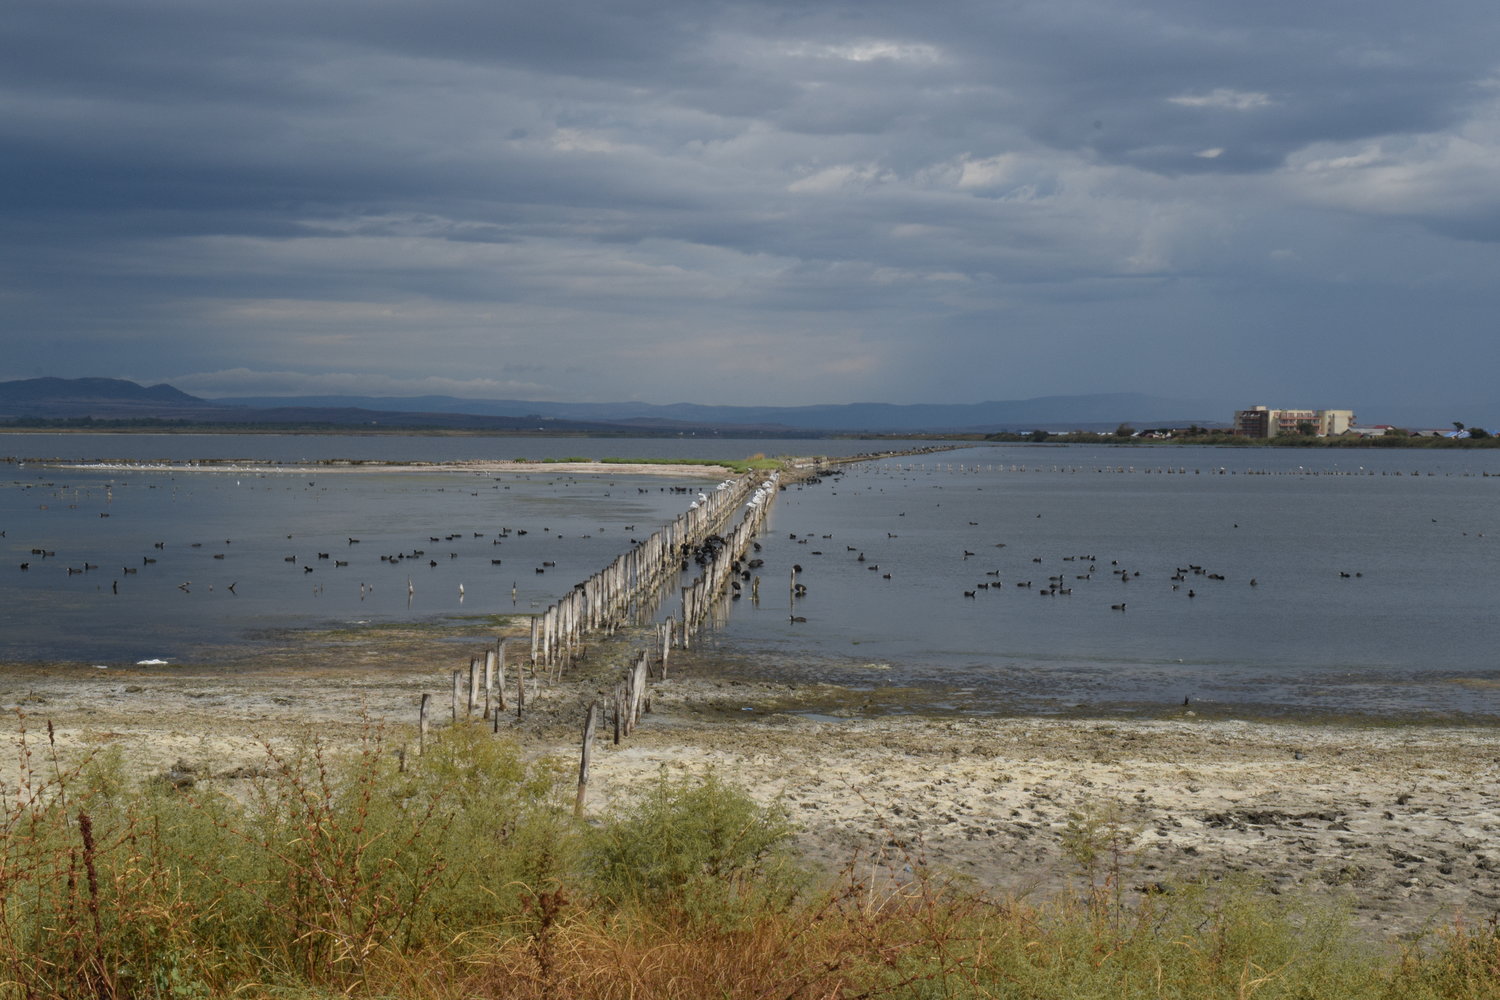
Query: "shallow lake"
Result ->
[[696, 444, 1500, 719], [3, 434, 1497, 719]]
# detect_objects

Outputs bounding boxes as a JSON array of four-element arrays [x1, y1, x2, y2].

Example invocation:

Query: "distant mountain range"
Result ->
[[212, 391, 1224, 433], [0, 377, 1224, 434], [0, 377, 202, 408]]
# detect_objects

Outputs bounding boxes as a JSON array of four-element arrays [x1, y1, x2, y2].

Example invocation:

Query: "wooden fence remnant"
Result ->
[[575, 700, 598, 818], [425, 467, 796, 752], [418, 693, 430, 755]]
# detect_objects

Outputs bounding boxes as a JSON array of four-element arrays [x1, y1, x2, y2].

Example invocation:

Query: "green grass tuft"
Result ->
[[0, 714, 1494, 998]]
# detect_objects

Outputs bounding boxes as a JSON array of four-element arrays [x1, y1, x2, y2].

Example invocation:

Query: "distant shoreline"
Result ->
[[30, 458, 742, 478], [12, 445, 956, 476], [5, 423, 1499, 449], [0, 424, 828, 438]]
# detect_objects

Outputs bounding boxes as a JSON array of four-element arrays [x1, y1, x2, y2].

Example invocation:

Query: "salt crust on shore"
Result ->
[[3, 664, 1495, 939]]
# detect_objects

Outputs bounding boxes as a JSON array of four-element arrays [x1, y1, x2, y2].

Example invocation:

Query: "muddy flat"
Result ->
[[4, 637, 1495, 941]]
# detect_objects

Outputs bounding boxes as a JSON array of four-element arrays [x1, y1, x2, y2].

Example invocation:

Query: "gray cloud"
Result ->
[[2, 0, 1498, 421]]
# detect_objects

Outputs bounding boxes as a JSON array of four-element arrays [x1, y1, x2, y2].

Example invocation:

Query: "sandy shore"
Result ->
[[3, 652, 1496, 940], [449, 460, 737, 477], [291, 460, 739, 477]]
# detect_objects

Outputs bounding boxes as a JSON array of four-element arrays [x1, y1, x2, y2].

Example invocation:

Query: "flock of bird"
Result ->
[[6, 457, 1476, 631], [7, 474, 670, 607], [750, 466, 1398, 628], [10, 473, 789, 617], [775, 529, 1287, 618], [685, 476, 777, 512], [14, 524, 593, 601]]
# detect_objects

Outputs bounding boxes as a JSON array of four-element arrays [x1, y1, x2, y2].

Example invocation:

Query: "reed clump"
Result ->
[[0, 712, 1495, 999]]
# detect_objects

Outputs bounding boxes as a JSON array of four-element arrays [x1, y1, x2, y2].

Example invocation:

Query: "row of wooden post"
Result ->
[[575, 649, 651, 815], [418, 639, 526, 755], [420, 470, 789, 819], [526, 473, 760, 674], [678, 474, 779, 643], [575, 480, 782, 814], [418, 474, 763, 760]]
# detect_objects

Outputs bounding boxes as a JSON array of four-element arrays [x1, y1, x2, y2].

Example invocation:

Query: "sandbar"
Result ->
[[50, 459, 738, 477]]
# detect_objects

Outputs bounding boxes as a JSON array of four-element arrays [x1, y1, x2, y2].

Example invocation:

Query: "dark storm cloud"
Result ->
[[2, 0, 1498, 419]]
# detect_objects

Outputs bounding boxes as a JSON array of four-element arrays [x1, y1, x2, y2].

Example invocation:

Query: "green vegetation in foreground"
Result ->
[[3, 721, 1497, 999]]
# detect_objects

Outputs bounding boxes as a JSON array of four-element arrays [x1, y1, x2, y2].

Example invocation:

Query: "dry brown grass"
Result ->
[[1, 711, 1497, 1000]]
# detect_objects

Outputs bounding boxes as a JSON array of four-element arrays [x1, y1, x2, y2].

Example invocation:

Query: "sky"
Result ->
[[3, 0, 1499, 424]]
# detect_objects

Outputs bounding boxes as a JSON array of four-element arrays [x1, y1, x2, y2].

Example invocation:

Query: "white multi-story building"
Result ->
[[1233, 406, 1355, 438]]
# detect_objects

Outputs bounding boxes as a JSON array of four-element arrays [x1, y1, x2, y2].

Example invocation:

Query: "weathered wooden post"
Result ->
[[495, 640, 508, 711], [659, 618, 671, 678], [418, 693, 430, 756], [468, 656, 482, 717], [484, 648, 497, 717], [574, 700, 598, 819], [635, 656, 646, 730], [451, 670, 462, 722]]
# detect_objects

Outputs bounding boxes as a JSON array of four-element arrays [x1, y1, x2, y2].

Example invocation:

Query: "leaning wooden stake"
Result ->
[[575, 700, 598, 818], [451, 670, 463, 722]]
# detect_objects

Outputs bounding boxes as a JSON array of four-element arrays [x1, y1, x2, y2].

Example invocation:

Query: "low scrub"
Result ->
[[584, 770, 801, 929], [0, 714, 1495, 998]]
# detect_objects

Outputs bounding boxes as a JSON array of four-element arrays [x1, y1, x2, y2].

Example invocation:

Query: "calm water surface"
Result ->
[[3, 435, 1498, 719], [698, 444, 1500, 719], [0, 433, 908, 465], [0, 434, 946, 662]]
